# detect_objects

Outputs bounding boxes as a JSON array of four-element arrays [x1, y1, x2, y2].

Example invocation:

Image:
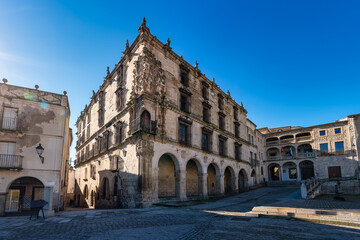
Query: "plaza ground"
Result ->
[[1, 186, 360, 240]]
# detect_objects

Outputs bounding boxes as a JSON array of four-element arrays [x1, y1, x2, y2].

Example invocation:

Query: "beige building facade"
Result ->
[[74, 19, 264, 209], [260, 114, 360, 184], [0, 81, 72, 216]]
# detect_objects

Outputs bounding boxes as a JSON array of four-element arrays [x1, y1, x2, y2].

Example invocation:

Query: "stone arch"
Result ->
[[268, 163, 281, 181], [238, 169, 248, 193], [158, 153, 180, 198], [224, 166, 236, 195], [299, 160, 314, 180], [207, 163, 220, 196], [267, 147, 280, 160], [297, 144, 313, 158], [5, 177, 44, 213], [185, 159, 202, 197], [101, 177, 110, 200]]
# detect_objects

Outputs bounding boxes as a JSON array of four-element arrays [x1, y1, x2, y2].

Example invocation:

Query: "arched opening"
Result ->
[[296, 132, 311, 141], [281, 145, 296, 159], [238, 169, 248, 193], [207, 163, 219, 196], [158, 154, 178, 198], [140, 110, 151, 132], [102, 177, 109, 200], [186, 159, 200, 197], [267, 148, 280, 160], [280, 135, 294, 143], [282, 162, 297, 181], [297, 144, 313, 158], [268, 163, 281, 181], [266, 137, 279, 145], [251, 169, 257, 185], [224, 167, 235, 195], [299, 160, 314, 180], [5, 177, 44, 213]]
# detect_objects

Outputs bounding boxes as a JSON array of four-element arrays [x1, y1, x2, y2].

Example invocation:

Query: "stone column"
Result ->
[[280, 165, 283, 182], [178, 170, 187, 201], [296, 165, 301, 182], [234, 176, 239, 193], [0, 192, 7, 217], [199, 173, 208, 199], [43, 186, 54, 217]]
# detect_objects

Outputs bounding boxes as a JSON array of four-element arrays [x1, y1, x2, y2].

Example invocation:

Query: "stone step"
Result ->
[[251, 206, 360, 225]]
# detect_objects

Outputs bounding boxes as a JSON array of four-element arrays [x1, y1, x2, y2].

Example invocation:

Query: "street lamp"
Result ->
[[36, 144, 45, 164]]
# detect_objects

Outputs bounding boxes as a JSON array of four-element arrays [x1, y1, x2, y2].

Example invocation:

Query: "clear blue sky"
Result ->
[[1, 0, 360, 160]]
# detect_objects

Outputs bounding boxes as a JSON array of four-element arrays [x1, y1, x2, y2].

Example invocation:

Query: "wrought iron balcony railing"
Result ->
[[0, 154, 23, 169]]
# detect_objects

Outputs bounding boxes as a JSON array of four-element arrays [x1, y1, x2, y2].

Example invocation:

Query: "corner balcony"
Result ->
[[130, 118, 157, 135], [0, 154, 23, 170]]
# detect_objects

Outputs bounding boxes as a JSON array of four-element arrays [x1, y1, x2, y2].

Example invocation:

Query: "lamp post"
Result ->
[[36, 144, 44, 164]]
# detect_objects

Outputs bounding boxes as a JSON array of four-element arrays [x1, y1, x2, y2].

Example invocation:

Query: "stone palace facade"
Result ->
[[73, 19, 360, 209]]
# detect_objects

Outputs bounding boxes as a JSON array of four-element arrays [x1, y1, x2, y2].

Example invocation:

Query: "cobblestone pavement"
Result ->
[[1, 186, 360, 240]]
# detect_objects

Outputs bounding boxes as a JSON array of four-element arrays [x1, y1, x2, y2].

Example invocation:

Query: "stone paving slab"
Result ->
[[1, 186, 360, 239]]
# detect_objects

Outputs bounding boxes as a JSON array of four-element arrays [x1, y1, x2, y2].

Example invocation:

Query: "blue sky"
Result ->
[[1, 0, 360, 160]]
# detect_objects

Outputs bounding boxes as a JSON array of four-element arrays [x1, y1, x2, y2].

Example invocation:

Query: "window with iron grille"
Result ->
[[202, 128, 212, 152], [202, 82, 209, 100], [180, 94, 190, 113], [179, 123, 188, 145]]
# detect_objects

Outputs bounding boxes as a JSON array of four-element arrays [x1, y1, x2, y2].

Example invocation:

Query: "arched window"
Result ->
[[140, 110, 150, 132]]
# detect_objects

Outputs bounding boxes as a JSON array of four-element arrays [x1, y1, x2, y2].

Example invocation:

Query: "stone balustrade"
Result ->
[[301, 177, 322, 199]]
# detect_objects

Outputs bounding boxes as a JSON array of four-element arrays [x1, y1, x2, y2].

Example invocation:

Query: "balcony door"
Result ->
[[2, 107, 18, 130], [0, 142, 16, 155]]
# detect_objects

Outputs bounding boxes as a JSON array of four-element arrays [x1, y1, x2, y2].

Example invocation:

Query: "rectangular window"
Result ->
[[219, 138, 226, 156], [289, 168, 297, 179], [234, 143, 241, 160], [202, 133, 211, 152], [2, 107, 18, 130], [116, 88, 124, 110], [319, 130, 326, 136], [334, 128, 341, 134], [116, 126, 123, 144], [328, 166, 341, 178], [320, 143, 328, 154], [180, 70, 189, 87], [203, 107, 210, 122], [335, 141, 344, 152], [218, 96, 224, 110], [180, 94, 189, 113], [178, 123, 188, 145], [98, 109, 104, 127], [233, 107, 238, 120], [219, 114, 225, 130], [202, 86, 209, 100], [235, 123, 239, 138]]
